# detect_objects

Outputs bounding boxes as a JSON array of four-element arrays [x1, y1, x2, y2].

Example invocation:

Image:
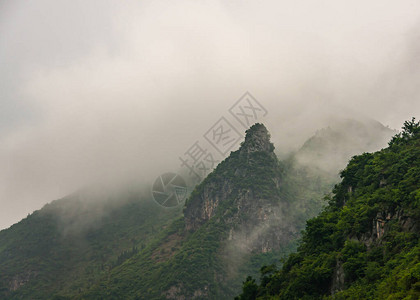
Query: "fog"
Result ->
[[1, 0, 419, 230]]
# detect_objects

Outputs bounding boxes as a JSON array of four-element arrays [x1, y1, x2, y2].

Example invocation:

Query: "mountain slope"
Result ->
[[278, 118, 396, 226], [0, 119, 396, 299], [292, 118, 396, 175], [83, 123, 297, 299], [236, 118, 420, 299], [0, 188, 182, 299]]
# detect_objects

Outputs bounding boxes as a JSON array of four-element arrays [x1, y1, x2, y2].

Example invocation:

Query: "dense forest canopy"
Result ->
[[236, 118, 420, 299]]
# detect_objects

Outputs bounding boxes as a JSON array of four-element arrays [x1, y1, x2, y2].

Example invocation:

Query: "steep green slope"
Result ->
[[236, 118, 420, 300], [83, 124, 296, 299], [0, 188, 182, 299], [0, 119, 395, 299]]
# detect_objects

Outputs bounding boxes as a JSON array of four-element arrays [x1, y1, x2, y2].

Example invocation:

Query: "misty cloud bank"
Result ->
[[1, 0, 420, 229]]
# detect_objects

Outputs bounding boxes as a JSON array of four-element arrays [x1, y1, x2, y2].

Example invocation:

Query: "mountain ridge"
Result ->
[[0, 119, 398, 299], [84, 123, 293, 299], [236, 118, 420, 299]]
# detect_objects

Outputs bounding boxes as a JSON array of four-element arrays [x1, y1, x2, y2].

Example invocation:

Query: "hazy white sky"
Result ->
[[1, 0, 419, 229]]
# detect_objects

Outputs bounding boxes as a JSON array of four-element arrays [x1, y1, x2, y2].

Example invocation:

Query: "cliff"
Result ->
[[184, 123, 293, 253]]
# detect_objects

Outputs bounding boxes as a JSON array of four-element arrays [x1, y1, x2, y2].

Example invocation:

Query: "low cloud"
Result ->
[[1, 0, 419, 229]]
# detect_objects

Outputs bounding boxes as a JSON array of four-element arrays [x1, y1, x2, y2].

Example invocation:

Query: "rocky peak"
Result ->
[[239, 123, 275, 156], [183, 123, 290, 253]]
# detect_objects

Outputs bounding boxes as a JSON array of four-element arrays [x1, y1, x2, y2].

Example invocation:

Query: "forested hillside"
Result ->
[[82, 124, 295, 299], [236, 118, 420, 299], [0, 189, 182, 299], [0, 120, 395, 299]]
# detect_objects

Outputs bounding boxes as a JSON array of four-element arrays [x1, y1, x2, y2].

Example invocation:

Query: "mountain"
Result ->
[[292, 118, 396, 175], [82, 123, 297, 299], [280, 118, 396, 225], [0, 119, 396, 299], [236, 118, 420, 299], [0, 187, 183, 299]]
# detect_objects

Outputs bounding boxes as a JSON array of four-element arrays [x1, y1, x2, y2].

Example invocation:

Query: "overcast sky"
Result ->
[[1, 0, 419, 230]]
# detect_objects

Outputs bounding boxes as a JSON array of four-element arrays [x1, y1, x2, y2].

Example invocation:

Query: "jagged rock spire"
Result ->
[[239, 123, 275, 156], [185, 123, 281, 231]]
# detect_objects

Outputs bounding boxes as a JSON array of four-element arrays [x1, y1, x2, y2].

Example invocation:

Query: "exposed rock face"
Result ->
[[238, 123, 276, 157], [361, 209, 418, 245], [331, 260, 345, 294], [8, 271, 36, 292], [184, 123, 294, 253], [330, 208, 419, 294], [184, 180, 233, 231]]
